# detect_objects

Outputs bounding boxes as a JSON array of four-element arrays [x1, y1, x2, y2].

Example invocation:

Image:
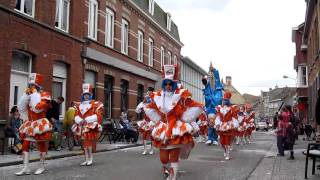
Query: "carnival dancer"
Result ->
[[197, 112, 208, 143], [16, 73, 53, 175], [235, 106, 246, 145], [72, 84, 104, 166], [144, 65, 203, 180], [202, 66, 223, 145], [136, 87, 155, 155], [244, 111, 255, 144], [214, 92, 239, 160]]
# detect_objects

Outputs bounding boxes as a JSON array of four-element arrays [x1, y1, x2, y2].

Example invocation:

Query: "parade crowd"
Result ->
[[4, 64, 319, 180]]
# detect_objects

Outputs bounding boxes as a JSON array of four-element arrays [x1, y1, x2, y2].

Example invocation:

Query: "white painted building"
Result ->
[[180, 57, 207, 103]]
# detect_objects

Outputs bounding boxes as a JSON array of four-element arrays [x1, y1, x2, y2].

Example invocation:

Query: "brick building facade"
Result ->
[[292, 23, 308, 123], [300, 0, 320, 123], [0, 0, 183, 125]]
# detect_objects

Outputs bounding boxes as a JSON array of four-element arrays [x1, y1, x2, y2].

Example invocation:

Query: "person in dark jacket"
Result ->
[[46, 97, 64, 150]]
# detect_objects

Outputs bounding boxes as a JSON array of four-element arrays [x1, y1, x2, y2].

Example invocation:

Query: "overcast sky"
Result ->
[[156, 0, 306, 96]]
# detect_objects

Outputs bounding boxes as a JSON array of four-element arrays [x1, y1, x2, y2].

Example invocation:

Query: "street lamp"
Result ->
[[283, 75, 296, 81]]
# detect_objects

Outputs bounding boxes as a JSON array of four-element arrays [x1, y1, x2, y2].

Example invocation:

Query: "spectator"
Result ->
[[62, 101, 75, 131], [276, 114, 286, 156], [121, 115, 138, 143], [5, 106, 23, 153], [62, 102, 76, 150], [282, 105, 296, 160], [46, 96, 64, 150]]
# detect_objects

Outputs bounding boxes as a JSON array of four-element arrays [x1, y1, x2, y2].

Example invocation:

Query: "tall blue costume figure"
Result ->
[[202, 65, 223, 145]]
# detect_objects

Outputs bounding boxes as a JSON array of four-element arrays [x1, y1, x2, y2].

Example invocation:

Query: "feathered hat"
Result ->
[[28, 73, 44, 88], [161, 65, 179, 91]]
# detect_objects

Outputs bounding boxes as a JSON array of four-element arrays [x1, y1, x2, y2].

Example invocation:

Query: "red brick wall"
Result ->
[[0, 0, 182, 121]]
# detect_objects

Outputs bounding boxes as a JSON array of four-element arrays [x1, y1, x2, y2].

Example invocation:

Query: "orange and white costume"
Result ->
[[72, 84, 103, 166], [235, 109, 246, 145], [136, 98, 155, 155], [214, 92, 239, 160], [145, 65, 203, 180], [197, 112, 208, 142], [244, 111, 255, 143], [16, 73, 53, 176]]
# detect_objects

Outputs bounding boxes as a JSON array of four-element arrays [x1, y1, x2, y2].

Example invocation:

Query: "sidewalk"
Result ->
[[248, 134, 320, 180], [0, 141, 142, 167]]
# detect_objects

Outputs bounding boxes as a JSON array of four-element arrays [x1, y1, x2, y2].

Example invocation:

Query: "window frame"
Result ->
[[168, 51, 172, 65], [105, 8, 115, 48], [173, 55, 177, 65], [104, 75, 113, 119], [137, 30, 144, 62], [160, 46, 165, 70], [120, 79, 129, 112], [121, 19, 129, 55], [15, 0, 36, 18], [136, 84, 144, 120], [148, 0, 155, 15], [11, 50, 32, 75], [55, 0, 70, 32], [148, 37, 154, 67], [88, 0, 98, 40], [167, 13, 171, 31]]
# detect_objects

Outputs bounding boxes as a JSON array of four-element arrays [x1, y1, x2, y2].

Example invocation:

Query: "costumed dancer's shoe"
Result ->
[[170, 163, 178, 180], [162, 166, 170, 179], [205, 140, 212, 145], [212, 141, 219, 145], [142, 140, 148, 155], [15, 152, 31, 176], [149, 149, 154, 155], [86, 147, 93, 166], [81, 149, 89, 166], [34, 152, 46, 175], [142, 150, 147, 155]]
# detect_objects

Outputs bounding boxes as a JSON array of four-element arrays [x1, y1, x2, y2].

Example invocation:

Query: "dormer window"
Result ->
[[167, 13, 171, 31], [149, 0, 155, 15]]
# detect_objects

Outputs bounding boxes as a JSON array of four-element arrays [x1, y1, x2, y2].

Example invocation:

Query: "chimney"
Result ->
[[226, 76, 232, 86]]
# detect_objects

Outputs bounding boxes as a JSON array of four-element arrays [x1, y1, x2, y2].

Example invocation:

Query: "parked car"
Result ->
[[256, 120, 268, 131]]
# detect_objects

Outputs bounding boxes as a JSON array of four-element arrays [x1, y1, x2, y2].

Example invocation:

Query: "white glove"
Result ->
[[85, 114, 98, 123], [75, 116, 83, 124]]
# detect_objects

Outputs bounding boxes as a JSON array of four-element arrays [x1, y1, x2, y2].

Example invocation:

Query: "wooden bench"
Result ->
[[305, 143, 320, 179]]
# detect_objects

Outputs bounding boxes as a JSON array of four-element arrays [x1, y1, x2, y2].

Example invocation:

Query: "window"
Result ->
[[167, 13, 171, 31], [161, 46, 165, 70], [148, 0, 155, 15], [12, 51, 32, 73], [104, 75, 113, 119], [168, 51, 172, 64], [55, 0, 70, 32], [148, 38, 154, 67], [120, 80, 129, 112], [53, 62, 67, 115], [105, 8, 114, 48], [137, 30, 144, 62], [121, 19, 129, 54], [88, 0, 98, 40], [85, 71, 96, 98], [10, 51, 32, 115], [173, 55, 177, 65], [137, 84, 144, 120], [298, 65, 308, 87], [15, 0, 35, 17]]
